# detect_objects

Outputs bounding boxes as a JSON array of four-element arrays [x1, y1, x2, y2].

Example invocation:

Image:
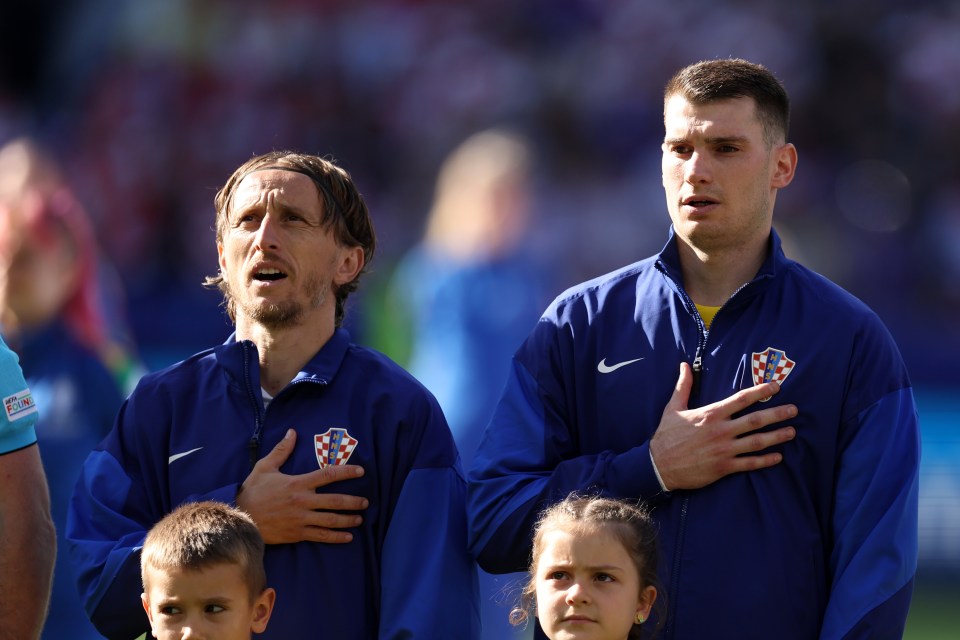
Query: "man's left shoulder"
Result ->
[[344, 343, 435, 396], [785, 262, 882, 321]]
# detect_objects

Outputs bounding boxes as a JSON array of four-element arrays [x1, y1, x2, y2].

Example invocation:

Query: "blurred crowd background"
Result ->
[[1, 0, 958, 637]]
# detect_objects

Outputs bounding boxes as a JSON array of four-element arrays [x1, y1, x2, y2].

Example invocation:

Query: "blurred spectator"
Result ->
[[0, 136, 140, 640], [385, 128, 551, 639]]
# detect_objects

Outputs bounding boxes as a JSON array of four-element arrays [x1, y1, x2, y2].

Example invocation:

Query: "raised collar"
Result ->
[[214, 327, 352, 389]]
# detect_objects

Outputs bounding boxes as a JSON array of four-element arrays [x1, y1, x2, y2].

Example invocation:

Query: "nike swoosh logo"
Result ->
[[168, 447, 204, 464], [597, 357, 644, 374]]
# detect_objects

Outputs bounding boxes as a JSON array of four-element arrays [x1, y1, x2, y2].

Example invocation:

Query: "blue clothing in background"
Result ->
[[393, 247, 548, 638], [15, 320, 123, 640]]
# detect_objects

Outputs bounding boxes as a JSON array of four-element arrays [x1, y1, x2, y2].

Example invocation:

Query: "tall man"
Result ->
[[468, 59, 919, 639], [68, 151, 480, 639]]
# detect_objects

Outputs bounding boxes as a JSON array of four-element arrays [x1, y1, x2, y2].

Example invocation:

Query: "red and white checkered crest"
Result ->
[[751, 348, 796, 401], [315, 428, 358, 468]]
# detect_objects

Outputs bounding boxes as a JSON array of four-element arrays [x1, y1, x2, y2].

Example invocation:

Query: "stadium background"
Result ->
[[1, 0, 957, 636]]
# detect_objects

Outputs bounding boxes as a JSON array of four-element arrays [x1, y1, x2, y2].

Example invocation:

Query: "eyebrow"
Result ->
[[664, 135, 751, 146], [542, 562, 626, 573], [253, 165, 345, 218], [234, 199, 314, 219]]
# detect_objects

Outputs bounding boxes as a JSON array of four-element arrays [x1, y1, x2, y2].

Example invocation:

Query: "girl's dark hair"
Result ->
[[511, 493, 665, 639]]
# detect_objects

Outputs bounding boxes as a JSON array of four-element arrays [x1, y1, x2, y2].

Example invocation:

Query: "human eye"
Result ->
[[548, 570, 569, 581], [717, 144, 740, 154], [595, 573, 616, 583], [205, 603, 226, 614], [666, 142, 692, 156], [232, 210, 260, 228], [159, 605, 182, 616]]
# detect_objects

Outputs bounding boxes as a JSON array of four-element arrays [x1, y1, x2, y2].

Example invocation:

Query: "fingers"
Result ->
[[725, 380, 783, 413], [665, 361, 694, 413], [730, 401, 798, 439], [304, 529, 355, 544], [732, 425, 796, 457], [311, 490, 369, 513], [256, 428, 297, 471], [298, 496, 367, 545], [711, 382, 797, 431], [308, 464, 365, 488], [728, 451, 785, 474]]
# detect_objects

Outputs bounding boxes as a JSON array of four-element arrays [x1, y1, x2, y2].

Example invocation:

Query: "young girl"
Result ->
[[511, 494, 661, 640]]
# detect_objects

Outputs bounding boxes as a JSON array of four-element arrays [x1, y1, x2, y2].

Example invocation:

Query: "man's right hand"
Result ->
[[649, 362, 798, 491], [236, 429, 369, 545]]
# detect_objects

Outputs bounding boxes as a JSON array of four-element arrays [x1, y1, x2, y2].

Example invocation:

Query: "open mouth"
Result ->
[[253, 268, 287, 282]]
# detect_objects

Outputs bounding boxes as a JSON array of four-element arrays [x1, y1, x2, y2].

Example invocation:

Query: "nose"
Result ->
[[253, 213, 281, 252], [564, 580, 591, 605], [180, 626, 205, 640], [684, 150, 712, 184]]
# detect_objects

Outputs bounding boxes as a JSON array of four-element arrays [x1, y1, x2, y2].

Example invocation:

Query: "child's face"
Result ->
[[535, 527, 656, 640], [141, 562, 274, 639]]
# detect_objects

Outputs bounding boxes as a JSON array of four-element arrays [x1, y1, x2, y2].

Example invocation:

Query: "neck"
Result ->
[[676, 235, 768, 306], [235, 317, 335, 396]]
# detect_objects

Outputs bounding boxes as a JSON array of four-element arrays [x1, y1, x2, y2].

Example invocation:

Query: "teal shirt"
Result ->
[[0, 334, 38, 454]]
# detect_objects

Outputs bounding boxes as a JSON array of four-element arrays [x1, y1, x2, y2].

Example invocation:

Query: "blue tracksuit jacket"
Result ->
[[468, 228, 919, 639], [68, 328, 480, 639]]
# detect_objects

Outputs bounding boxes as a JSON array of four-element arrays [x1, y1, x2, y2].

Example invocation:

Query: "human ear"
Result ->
[[636, 585, 657, 622], [771, 142, 798, 189], [217, 243, 227, 281], [251, 587, 276, 633], [141, 592, 158, 636], [332, 245, 364, 286]]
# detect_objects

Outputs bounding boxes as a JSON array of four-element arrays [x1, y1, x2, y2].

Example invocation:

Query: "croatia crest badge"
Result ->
[[751, 347, 796, 400], [315, 428, 359, 468]]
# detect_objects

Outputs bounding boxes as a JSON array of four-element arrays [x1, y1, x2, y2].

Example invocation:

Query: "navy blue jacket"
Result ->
[[68, 328, 480, 639], [468, 228, 919, 639]]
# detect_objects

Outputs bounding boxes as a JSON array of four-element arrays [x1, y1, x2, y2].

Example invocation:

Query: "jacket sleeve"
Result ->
[[66, 411, 157, 640], [0, 338, 38, 453], [821, 322, 920, 640], [378, 402, 480, 639], [66, 384, 241, 640], [467, 318, 667, 574]]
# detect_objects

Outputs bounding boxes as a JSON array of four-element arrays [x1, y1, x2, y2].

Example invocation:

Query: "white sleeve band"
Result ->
[[650, 448, 670, 493]]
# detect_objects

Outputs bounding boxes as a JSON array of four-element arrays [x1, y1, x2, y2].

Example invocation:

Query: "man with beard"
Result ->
[[68, 151, 480, 639]]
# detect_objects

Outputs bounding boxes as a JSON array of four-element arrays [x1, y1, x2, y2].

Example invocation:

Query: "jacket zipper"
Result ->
[[241, 341, 265, 472], [659, 267, 755, 638], [240, 340, 330, 472]]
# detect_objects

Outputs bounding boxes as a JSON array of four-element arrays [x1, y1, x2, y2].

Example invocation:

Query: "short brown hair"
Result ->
[[664, 58, 790, 146], [203, 150, 376, 327], [141, 501, 266, 600]]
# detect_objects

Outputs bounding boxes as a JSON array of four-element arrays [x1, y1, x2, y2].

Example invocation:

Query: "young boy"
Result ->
[[140, 501, 275, 639]]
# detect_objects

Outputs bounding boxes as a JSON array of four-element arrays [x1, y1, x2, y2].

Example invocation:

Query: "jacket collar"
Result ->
[[656, 225, 787, 297], [214, 327, 352, 388]]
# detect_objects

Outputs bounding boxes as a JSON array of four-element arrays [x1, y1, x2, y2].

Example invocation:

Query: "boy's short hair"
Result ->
[[141, 501, 266, 599]]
